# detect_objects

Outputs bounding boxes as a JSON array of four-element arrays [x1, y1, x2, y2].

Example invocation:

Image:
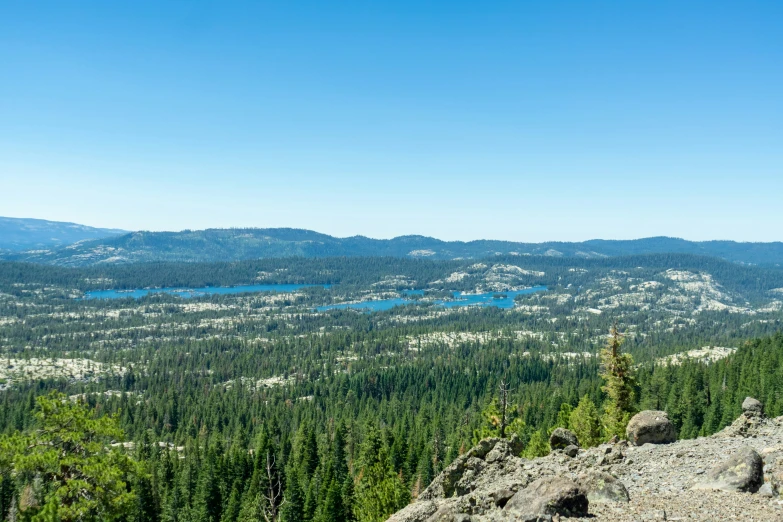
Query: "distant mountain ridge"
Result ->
[[1, 223, 782, 266], [0, 217, 127, 252]]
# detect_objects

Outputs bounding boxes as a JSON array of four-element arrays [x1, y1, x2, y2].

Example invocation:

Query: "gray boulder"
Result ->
[[593, 444, 625, 466], [626, 411, 677, 446], [486, 435, 524, 462], [563, 445, 579, 458], [549, 428, 578, 450], [419, 436, 525, 501], [419, 440, 495, 500], [693, 446, 763, 493], [504, 476, 588, 518], [717, 410, 767, 438], [762, 449, 783, 495], [578, 471, 630, 503], [742, 397, 764, 417], [758, 482, 777, 498]]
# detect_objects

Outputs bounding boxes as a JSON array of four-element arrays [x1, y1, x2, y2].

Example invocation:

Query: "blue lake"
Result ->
[[84, 284, 329, 299], [316, 287, 547, 312]]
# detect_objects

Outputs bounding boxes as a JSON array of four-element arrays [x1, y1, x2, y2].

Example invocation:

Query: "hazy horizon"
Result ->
[[3, 214, 783, 245]]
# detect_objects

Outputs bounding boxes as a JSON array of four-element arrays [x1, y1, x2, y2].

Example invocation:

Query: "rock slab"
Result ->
[[504, 476, 588, 518], [693, 446, 763, 493], [578, 470, 630, 503]]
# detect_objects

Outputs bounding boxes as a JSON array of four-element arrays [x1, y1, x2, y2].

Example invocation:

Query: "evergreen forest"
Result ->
[[0, 254, 782, 521]]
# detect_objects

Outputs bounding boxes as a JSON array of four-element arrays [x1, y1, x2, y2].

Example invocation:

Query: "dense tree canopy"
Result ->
[[0, 256, 781, 521], [0, 333, 780, 521]]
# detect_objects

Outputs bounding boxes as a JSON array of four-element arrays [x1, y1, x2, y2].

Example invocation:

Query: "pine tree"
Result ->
[[314, 478, 343, 522], [192, 450, 222, 522], [221, 485, 241, 522], [159, 450, 175, 491], [236, 492, 261, 522], [523, 429, 549, 458], [280, 466, 305, 522], [340, 475, 356, 522], [0, 392, 137, 522], [134, 474, 159, 522], [304, 476, 318, 521], [332, 425, 348, 483], [160, 484, 184, 522], [0, 467, 16, 522], [554, 403, 573, 430], [600, 326, 637, 439], [353, 429, 410, 522], [568, 395, 601, 448], [297, 423, 319, 479]]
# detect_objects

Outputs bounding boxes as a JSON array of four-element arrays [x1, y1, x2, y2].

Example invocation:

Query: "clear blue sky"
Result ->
[[1, 1, 781, 241]]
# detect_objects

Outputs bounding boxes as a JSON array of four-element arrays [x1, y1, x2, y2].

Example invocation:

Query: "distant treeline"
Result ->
[[2, 253, 783, 300]]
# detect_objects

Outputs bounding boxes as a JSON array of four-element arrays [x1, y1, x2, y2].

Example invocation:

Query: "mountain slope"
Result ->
[[0, 217, 127, 251], [2, 227, 783, 266], [389, 407, 783, 521]]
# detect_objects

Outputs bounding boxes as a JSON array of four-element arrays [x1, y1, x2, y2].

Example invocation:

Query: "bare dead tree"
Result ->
[[498, 379, 513, 438], [262, 450, 284, 522]]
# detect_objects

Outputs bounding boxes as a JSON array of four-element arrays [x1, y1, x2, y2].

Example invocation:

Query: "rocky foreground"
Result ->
[[389, 399, 783, 521]]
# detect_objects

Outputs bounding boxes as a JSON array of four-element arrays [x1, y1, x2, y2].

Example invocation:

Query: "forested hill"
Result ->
[[0, 216, 127, 252], [2, 227, 783, 266]]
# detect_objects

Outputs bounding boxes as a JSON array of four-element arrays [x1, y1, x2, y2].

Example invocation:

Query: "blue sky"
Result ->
[[1, 1, 781, 241]]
